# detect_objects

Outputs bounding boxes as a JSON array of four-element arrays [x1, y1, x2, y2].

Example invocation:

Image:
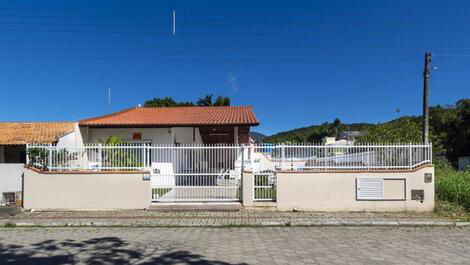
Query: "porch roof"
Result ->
[[0, 122, 75, 145], [79, 106, 260, 127]]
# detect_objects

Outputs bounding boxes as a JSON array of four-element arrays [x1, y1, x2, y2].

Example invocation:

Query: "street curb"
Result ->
[[1, 220, 470, 228]]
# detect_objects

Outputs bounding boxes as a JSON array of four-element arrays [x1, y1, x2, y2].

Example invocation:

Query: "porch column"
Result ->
[[171, 127, 175, 144], [234, 126, 239, 144]]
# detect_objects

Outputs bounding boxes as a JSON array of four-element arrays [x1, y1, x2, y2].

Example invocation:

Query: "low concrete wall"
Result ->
[[243, 166, 434, 212], [23, 168, 151, 210], [0, 163, 23, 193]]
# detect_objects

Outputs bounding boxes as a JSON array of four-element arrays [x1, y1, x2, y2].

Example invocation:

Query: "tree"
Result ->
[[447, 99, 470, 162], [197, 95, 213, 106], [357, 116, 422, 143], [214, 96, 230, 106], [144, 95, 230, 107], [144, 97, 181, 107], [327, 118, 342, 138], [196, 95, 231, 106], [98, 136, 142, 169]]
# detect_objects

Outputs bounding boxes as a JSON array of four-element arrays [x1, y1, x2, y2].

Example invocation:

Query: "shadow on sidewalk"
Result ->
[[0, 236, 247, 265]]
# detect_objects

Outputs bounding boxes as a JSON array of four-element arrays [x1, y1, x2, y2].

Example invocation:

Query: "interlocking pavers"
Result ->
[[0, 209, 458, 227]]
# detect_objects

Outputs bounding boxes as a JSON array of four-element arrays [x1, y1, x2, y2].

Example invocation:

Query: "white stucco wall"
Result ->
[[243, 166, 435, 212], [0, 163, 23, 193], [23, 168, 151, 210], [81, 127, 203, 145], [56, 131, 77, 147], [173, 127, 203, 144], [85, 127, 172, 144]]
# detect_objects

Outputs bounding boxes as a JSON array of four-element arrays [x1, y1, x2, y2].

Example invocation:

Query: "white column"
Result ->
[[171, 127, 175, 144]]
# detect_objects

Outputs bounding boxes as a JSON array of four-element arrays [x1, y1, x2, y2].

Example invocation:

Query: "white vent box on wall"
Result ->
[[356, 178, 406, 201]]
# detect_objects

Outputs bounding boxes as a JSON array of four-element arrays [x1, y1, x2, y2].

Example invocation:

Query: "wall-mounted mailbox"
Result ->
[[424, 173, 433, 183]]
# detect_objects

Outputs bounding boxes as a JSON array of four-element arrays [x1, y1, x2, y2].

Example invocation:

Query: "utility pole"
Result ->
[[422, 52, 431, 144]]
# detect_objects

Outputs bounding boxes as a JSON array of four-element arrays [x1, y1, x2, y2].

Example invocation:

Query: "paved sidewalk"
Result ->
[[1, 209, 467, 227], [1, 226, 470, 264]]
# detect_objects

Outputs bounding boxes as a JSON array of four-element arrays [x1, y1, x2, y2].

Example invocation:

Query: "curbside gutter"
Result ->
[[1, 219, 469, 228]]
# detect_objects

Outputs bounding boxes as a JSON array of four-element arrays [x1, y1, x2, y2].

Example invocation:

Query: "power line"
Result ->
[[433, 53, 470, 57], [0, 54, 422, 62]]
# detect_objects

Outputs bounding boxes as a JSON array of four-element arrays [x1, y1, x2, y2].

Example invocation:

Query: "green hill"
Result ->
[[262, 98, 470, 165], [264, 120, 374, 143]]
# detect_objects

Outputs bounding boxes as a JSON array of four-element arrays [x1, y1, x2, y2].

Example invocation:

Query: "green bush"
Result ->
[[435, 160, 470, 211]]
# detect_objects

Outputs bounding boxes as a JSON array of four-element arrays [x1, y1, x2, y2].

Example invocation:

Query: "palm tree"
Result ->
[[214, 96, 230, 106], [197, 95, 214, 106]]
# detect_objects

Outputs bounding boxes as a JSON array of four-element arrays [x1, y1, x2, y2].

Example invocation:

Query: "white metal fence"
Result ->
[[27, 143, 432, 172], [249, 143, 432, 171]]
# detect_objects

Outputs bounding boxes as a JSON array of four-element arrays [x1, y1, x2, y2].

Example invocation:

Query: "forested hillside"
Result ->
[[263, 98, 470, 165]]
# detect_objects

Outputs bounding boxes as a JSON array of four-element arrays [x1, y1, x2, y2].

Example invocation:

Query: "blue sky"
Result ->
[[0, 0, 469, 135]]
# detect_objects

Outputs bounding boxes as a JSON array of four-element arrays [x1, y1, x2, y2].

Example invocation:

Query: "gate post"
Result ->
[[240, 144, 245, 201]]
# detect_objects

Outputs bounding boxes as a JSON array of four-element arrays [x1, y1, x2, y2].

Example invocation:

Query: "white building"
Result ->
[[0, 122, 76, 205]]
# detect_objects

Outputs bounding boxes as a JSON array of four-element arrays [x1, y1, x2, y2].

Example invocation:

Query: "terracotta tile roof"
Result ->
[[79, 106, 259, 127], [0, 122, 75, 145]]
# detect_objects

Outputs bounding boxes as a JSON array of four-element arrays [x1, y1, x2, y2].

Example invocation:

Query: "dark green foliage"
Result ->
[[27, 147, 77, 170], [196, 95, 230, 106], [356, 116, 422, 143], [446, 99, 470, 162], [263, 98, 470, 165], [144, 97, 185, 107], [435, 160, 470, 211], [357, 99, 469, 163], [26, 147, 48, 167], [250, 131, 267, 143], [99, 136, 143, 169], [264, 121, 373, 143], [144, 95, 230, 107]]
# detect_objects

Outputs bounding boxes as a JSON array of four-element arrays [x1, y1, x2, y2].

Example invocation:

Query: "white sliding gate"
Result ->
[[150, 145, 243, 202]]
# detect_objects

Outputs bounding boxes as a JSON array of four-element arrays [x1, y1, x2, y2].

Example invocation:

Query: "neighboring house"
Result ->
[[0, 122, 76, 205], [322, 137, 354, 146], [338, 131, 363, 141], [78, 106, 259, 145]]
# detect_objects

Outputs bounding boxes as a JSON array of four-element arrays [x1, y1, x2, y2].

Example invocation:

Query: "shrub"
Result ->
[[435, 160, 470, 211]]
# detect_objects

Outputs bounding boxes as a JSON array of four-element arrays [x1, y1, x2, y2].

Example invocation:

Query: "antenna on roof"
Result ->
[[108, 86, 111, 107], [172, 10, 176, 35]]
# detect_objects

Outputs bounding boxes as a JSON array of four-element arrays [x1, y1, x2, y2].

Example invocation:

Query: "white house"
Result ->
[[77, 106, 259, 145], [0, 122, 76, 205], [0, 106, 260, 205]]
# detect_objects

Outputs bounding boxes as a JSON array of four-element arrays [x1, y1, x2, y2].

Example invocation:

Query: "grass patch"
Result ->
[[3, 222, 16, 228], [434, 201, 470, 221], [435, 160, 470, 219], [152, 188, 172, 198], [254, 188, 277, 201]]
